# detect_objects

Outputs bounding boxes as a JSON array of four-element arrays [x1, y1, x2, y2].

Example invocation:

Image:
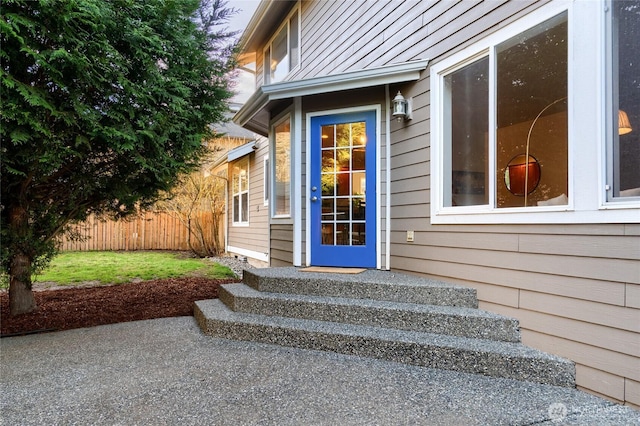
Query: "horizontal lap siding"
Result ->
[[294, 1, 534, 82], [262, 0, 640, 405], [391, 228, 640, 406], [382, 0, 640, 407], [227, 143, 270, 260], [270, 224, 294, 266]]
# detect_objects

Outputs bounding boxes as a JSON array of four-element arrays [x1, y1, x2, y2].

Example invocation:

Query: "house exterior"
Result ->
[[234, 0, 640, 407], [211, 105, 270, 266]]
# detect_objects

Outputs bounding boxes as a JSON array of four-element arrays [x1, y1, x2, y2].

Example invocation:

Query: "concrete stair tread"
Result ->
[[223, 282, 511, 320], [248, 267, 470, 288], [199, 299, 538, 357], [195, 298, 574, 387], [244, 268, 478, 308], [220, 283, 520, 342]]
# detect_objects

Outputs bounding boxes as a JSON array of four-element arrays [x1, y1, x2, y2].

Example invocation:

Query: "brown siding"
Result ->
[[252, 0, 640, 407], [382, 0, 639, 408], [270, 224, 294, 266], [227, 139, 270, 262]]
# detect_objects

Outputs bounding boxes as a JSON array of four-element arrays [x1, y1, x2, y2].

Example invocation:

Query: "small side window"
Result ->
[[232, 159, 249, 225]]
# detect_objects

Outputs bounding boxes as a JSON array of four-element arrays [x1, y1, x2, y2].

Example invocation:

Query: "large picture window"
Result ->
[[273, 117, 291, 217], [431, 1, 638, 224], [232, 159, 249, 225], [609, 0, 640, 200], [263, 6, 300, 85], [437, 11, 568, 210]]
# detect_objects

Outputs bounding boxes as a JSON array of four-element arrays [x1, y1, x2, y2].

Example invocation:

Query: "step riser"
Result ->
[[195, 304, 574, 388], [219, 286, 520, 343], [244, 272, 478, 308]]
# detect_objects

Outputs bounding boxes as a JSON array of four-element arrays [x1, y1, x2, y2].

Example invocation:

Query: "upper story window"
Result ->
[[263, 6, 300, 84], [608, 0, 639, 200], [232, 159, 249, 225]]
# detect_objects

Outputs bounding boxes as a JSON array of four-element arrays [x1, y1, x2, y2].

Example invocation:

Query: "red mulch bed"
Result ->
[[0, 277, 238, 337]]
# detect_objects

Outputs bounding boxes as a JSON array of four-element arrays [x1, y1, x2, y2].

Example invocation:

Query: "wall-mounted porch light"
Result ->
[[392, 91, 412, 122]]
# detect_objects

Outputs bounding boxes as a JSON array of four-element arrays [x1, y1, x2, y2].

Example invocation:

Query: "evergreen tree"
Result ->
[[1, 0, 237, 314]]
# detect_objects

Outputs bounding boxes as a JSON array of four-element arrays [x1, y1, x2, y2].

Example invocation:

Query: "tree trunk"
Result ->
[[8, 205, 37, 315], [9, 252, 36, 315]]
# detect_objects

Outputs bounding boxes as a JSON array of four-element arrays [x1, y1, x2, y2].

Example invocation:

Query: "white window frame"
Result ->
[[231, 158, 249, 226], [271, 110, 293, 220], [263, 155, 269, 206], [263, 5, 301, 85], [604, 0, 640, 205], [430, 0, 639, 224]]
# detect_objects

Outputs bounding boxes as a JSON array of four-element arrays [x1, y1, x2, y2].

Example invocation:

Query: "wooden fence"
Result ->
[[59, 211, 223, 253]]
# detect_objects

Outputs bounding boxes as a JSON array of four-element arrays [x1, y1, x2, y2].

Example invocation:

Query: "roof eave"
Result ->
[[233, 88, 269, 135], [233, 58, 430, 136]]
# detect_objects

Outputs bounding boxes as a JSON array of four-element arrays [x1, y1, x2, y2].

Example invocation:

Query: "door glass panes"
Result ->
[[320, 121, 367, 246]]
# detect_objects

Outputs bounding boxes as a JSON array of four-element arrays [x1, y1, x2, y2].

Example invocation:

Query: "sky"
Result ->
[[226, 0, 261, 103]]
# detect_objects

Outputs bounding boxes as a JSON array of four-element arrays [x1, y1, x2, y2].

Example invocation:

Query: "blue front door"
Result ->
[[310, 110, 376, 267]]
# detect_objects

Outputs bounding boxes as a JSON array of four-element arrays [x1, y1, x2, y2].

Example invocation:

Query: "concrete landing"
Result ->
[[1, 317, 637, 425]]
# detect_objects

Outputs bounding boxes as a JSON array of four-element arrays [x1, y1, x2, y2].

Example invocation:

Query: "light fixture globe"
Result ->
[[392, 91, 408, 122]]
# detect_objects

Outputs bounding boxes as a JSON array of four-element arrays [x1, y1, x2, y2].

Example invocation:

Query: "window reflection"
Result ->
[[320, 121, 367, 246], [612, 0, 640, 198]]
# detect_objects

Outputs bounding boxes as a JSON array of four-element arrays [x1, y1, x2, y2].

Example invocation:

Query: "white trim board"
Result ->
[[226, 246, 269, 263], [305, 104, 383, 269], [227, 141, 256, 162]]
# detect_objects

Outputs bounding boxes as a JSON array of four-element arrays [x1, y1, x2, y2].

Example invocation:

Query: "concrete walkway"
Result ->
[[1, 317, 638, 425]]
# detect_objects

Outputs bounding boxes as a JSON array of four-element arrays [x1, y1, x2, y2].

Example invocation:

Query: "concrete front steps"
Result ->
[[195, 267, 575, 387]]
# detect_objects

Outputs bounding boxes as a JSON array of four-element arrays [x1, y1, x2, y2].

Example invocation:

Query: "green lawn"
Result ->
[[25, 251, 236, 286]]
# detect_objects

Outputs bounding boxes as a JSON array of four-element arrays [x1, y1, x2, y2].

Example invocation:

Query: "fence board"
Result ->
[[60, 211, 223, 253]]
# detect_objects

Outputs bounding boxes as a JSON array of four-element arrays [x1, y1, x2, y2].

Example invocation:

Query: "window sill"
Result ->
[[431, 204, 639, 225], [271, 215, 293, 224], [600, 199, 640, 210]]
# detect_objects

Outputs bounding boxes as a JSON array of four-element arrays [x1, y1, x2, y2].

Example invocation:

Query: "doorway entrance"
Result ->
[[309, 110, 377, 267]]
